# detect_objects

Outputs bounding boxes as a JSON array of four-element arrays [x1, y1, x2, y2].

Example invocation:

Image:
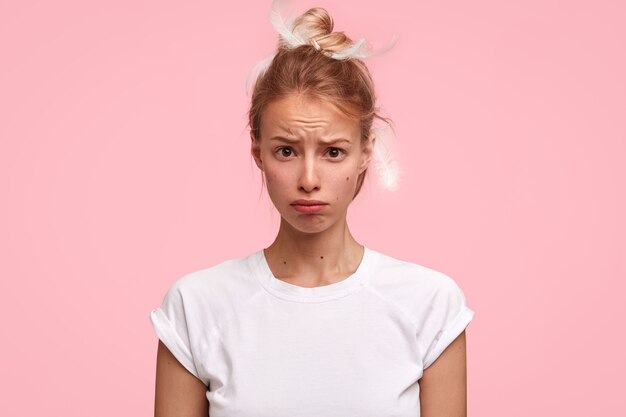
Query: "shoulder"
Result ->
[[161, 250, 264, 323], [364, 249, 474, 369], [171, 252, 259, 295], [365, 248, 469, 322], [369, 249, 462, 296]]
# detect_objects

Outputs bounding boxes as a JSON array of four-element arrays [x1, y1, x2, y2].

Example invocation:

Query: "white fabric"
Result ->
[[149, 246, 475, 417]]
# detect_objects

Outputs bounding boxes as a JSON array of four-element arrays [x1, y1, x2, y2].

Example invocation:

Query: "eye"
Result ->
[[276, 146, 294, 159], [327, 147, 346, 159]]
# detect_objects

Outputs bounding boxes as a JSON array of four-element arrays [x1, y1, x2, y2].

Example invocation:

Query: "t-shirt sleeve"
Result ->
[[416, 274, 475, 370], [149, 277, 204, 383]]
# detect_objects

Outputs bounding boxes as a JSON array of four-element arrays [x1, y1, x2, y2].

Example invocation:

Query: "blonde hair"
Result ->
[[248, 7, 392, 199]]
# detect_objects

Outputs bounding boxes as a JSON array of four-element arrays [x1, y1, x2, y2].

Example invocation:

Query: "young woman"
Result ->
[[150, 3, 475, 417]]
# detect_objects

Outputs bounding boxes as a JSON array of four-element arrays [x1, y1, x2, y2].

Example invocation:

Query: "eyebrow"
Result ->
[[269, 136, 351, 145]]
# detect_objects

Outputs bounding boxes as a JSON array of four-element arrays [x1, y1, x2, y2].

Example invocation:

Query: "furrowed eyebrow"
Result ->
[[269, 136, 351, 145], [269, 136, 299, 144]]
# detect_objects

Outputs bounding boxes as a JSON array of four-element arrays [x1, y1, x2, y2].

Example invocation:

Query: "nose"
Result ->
[[298, 154, 321, 193]]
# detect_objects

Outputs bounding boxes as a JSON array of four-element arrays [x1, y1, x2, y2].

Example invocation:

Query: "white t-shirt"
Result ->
[[149, 246, 475, 417]]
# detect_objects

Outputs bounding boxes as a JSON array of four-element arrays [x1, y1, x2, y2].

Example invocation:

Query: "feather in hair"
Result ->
[[245, 52, 274, 96], [333, 34, 399, 59], [270, 0, 306, 48], [371, 123, 400, 190]]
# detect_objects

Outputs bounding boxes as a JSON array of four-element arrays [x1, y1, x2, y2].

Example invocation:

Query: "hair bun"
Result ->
[[291, 7, 352, 52]]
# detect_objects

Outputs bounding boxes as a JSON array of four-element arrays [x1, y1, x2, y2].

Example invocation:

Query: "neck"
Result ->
[[263, 215, 364, 287]]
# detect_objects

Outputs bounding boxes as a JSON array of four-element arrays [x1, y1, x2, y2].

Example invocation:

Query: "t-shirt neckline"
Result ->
[[252, 246, 378, 302]]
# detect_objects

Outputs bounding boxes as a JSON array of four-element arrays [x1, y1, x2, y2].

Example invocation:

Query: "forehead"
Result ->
[[261, 94, 359, 138]]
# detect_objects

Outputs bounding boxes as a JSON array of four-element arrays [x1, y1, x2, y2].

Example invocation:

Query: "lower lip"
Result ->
[[292, 204, 327, 213]]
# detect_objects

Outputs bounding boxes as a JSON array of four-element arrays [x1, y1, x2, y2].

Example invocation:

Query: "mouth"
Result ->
[[290, 200, 328, 214], [291, 199, 327, 206]]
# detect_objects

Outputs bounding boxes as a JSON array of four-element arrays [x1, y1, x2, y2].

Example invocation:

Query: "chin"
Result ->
[[281, 213, 334, 235]]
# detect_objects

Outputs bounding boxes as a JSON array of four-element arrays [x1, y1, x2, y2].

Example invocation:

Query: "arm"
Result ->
[[419, 330, 468, 417], [154, 340, 209, 417]]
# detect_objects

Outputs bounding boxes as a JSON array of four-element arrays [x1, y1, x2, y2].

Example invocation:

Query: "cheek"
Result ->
[[330, 168, 359, 201], [264, 164, 292, 188]]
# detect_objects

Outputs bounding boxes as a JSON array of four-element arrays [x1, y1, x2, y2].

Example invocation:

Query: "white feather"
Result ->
[[329, 34, 399, 60], [329, 38, 368, 60], [270, 0, 306, 48], [245, 53, 274, 96], [371, 124, 400, 190], [362, 33, 400, 58]]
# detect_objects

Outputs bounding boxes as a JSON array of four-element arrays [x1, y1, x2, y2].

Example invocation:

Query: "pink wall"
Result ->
[[1, 0, 624, 415]]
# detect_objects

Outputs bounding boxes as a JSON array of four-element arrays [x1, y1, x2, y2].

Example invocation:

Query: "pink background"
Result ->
[[1, 0, 624, 415]]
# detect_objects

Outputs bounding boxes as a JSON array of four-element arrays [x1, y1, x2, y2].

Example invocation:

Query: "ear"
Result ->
[[357, 132, 375, 174], [250, 134, 264, 171]]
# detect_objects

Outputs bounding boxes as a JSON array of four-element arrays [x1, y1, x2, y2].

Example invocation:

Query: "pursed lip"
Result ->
[[290, 199, 328, 206]]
